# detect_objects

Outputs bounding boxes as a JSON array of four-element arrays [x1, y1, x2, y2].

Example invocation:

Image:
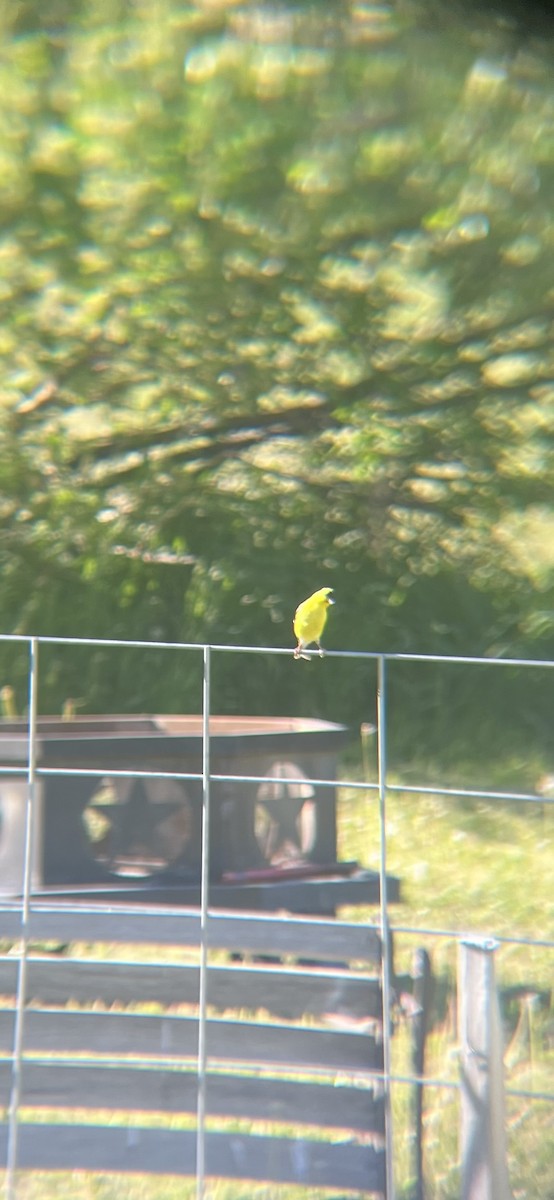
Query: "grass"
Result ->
[[1, 1180, 323, 1200], [337, 762, 554, 1200]]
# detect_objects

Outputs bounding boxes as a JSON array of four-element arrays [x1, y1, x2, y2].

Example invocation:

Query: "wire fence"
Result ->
[[0, 632, 552, 1200]]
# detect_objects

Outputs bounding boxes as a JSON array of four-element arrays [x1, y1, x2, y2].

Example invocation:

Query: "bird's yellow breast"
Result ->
[[293, 587, 334, 643], [294, 603, 328, 643]]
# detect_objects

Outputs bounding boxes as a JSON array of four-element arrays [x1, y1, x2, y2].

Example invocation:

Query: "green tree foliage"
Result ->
[[0, 0, 553, 725]]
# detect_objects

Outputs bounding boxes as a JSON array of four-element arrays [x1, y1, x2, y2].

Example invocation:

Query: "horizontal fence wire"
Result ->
[[0, 632, 552, 1199], [1, 629, 554, 667], [0, 766, 551, 808], [0, 1050, 551, 1105], [0, 903, 551, 954], [392, 925, 554, 950]]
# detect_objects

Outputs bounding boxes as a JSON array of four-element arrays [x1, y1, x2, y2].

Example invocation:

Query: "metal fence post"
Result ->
[[196, 644, 211, 1200], [6, 637, 39, 1200], [377, 654, 395, 1200], [459, 936, 513, 1200], [411, 946, 432, 1200]]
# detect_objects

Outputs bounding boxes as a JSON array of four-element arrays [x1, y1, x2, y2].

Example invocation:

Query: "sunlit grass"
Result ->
[[338, 771, 554, 1199], [338, 781, 553, 974], [0, 1179, 344, 1200]]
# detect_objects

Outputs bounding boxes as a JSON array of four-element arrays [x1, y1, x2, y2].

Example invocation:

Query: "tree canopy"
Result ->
[[0, 0, 553, 729]]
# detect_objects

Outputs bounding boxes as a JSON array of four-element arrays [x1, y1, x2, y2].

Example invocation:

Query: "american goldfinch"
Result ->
[[293, 587, 335, 660]]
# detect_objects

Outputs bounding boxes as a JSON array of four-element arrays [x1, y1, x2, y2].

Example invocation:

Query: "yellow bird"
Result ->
[[293, 587, 335, 660]]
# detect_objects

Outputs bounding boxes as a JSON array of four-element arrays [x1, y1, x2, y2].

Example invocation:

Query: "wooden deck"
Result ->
[[0, 901, 389, 1195]]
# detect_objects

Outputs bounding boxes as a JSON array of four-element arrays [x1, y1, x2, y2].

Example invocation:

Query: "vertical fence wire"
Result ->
[[196, 644, 211, 1200], [377, 653, 395, 1200], [5, 637, 38, 1200]]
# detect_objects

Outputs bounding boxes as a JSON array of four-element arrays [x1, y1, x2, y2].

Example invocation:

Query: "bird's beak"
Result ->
[[328, 595, 335, 605]]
